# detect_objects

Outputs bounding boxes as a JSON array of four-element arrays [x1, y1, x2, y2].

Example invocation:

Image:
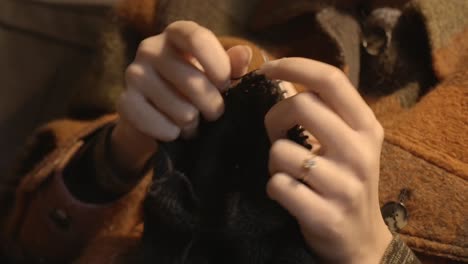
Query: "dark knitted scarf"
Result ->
[[142, 73, 317, 264]]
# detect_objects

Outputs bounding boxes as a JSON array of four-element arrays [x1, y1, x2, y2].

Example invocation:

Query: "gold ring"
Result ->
[[300, 154, 318, 184]]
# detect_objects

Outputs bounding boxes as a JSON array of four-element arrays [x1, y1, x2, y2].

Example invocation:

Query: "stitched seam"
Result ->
[[384, 134, 467, 181]]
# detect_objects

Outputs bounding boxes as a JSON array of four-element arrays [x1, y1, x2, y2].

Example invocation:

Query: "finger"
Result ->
[[266, 173, 330, 223], [269, 139, 347, 196], [126, 63, 199, 127], [227, 45, 252, 79], [278, 81, 298, 98], [166, 21, 231, 90], [180, 115, 199, 139], [259, 58, 377, 131], [265, 92, 353, 149], [117, 89, 180, 142], [184, 54, 204, 71], [301, 130, 322, 154], [148, 45, 224, 121]]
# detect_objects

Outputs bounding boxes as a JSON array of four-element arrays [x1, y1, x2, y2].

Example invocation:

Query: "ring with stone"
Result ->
[[302, 154, 318, 170], [300, 154, 318, 183]]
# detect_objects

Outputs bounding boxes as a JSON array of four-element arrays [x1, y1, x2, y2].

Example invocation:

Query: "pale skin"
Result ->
[[112, 20, 393, 263]]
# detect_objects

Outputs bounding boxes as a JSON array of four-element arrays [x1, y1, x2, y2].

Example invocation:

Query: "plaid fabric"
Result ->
[[381, 236, 421, 264]]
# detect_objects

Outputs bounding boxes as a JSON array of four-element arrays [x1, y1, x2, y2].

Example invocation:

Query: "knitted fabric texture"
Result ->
[[142, 73, 317, 264]]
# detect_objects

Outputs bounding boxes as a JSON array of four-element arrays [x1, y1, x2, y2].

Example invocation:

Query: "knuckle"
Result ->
[[325, 66, 347, 85], [269, 139, 290, 161], [184, 27, 216, 54], [177, 108, 199, 126], [166, 20, 199, 33], [167, 21, 214, 50], [141, 121, 180, 142], [136, 39, 153, 58], [266, 173, 283, 199], [158, 127, 181, 142], [125, 63, 146, 85], [203, 100, 224, 121], [193, 28, 214, 44]]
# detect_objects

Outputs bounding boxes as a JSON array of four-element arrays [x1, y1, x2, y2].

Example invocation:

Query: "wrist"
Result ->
[[349, 222, 393, 264], [110, 121, 158, 176]]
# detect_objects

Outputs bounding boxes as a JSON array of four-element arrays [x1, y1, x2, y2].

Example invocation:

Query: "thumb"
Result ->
[[227, 45, 252, 79]]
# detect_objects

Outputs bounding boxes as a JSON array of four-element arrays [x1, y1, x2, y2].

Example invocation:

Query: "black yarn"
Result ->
[[142, 72, 317, 264]]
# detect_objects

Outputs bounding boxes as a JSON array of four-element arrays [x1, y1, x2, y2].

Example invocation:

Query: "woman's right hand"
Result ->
[[110, 21, 253, 175]]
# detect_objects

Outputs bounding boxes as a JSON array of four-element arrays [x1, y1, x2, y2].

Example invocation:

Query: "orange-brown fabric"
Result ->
[[364, 2, 468, 260], [76, 224, 144, 263], [115, 0, 159, 37], [1, 115, 151, 263], [1, 0, 467, 263], [375, 72, 468, 260]]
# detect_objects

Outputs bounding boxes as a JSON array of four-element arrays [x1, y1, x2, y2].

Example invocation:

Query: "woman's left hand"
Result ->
[[261, 58, 392, 264]]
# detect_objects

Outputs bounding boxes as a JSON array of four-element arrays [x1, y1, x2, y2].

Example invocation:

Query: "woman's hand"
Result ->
[[111, 21, 252, 175], [261, 58, 392, 264]]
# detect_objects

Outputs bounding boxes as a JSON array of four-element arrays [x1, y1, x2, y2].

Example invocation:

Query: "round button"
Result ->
[[381, 202, 408, 232], [362, 28, 389, 56]]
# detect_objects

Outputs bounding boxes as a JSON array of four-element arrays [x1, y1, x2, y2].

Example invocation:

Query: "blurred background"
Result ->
[[0, 0, 415, 181], [0, 0, 118, 174]]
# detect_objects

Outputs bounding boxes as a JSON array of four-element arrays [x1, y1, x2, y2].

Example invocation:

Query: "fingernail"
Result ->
[[260, 49, 270, 63], [181, 121, 199, 139], [257, 50, 269, 75], [235, 45, 253, 78], [257, 58, 278, 75], [221, 79, 232, 91], [243, 45, 253, 65]]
